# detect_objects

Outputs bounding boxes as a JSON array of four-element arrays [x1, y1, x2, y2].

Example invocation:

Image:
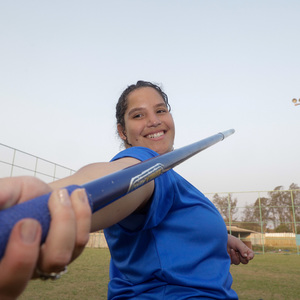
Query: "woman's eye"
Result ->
[[133, 113, 142, 119], [157, 109, 167, 114]]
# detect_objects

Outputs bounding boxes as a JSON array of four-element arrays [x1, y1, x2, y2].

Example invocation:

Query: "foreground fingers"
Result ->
[[37, 189, 76, 274], [0, 219, 42, 299], [0, 178, 91, 297], [0, 176, 52, 209], [35, 188, 91, 276], [69, 189, 92, 261]]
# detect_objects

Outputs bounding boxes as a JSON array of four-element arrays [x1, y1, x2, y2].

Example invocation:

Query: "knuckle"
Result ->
[[47, 251, 72, 269], [76, 233, 90, 248]]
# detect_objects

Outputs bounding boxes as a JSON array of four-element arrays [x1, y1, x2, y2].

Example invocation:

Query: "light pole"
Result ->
[[292, 98, 300, 106]]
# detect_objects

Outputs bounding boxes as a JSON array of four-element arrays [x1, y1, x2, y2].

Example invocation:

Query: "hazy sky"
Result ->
[[1, 1, 299, 195]]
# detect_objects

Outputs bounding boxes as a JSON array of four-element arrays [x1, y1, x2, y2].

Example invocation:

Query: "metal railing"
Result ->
[[0, 143, 75, 182], [206, 190, 300, 254]]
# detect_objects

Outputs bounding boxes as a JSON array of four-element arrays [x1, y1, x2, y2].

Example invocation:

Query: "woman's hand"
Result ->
[[0, 176, 91, 300], [227, 234, 254, 265]]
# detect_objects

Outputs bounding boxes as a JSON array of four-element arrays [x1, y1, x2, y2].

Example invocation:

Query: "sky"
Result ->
[[0, 0, 299, 196]]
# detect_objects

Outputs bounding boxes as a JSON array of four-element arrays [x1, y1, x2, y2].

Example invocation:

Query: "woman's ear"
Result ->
[[117, 124, 126, 141]]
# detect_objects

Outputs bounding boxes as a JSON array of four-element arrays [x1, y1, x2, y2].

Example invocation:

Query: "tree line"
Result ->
[[212, 183, 300, 233]]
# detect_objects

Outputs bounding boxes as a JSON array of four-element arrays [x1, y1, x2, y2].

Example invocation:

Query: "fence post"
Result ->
[[227, 193, 232, 235], [34, 157, 38, 177], [53, 164, 57, 181], [258, 192, 265, 254], [10, 149, 16, 177], [290, 190, 299, 255]]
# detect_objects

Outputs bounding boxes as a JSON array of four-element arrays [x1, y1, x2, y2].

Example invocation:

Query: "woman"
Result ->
[[51, 80, 253, 299]]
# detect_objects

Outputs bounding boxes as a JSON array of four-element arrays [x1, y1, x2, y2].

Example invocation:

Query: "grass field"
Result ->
[[20, 249, 300, 300]]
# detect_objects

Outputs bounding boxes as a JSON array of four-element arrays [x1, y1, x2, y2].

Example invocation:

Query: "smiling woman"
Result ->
[[49, 81, 254, 299], [1, 81, 254, 300], [62, 80, 250, 299], [116, 82, 175, 154]]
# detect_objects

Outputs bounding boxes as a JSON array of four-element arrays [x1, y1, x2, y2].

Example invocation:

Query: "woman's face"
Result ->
[[118, 87, 175, 155]]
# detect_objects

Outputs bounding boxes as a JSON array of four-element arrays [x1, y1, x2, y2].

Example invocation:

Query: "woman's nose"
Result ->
[[147, 114, 162, 127]]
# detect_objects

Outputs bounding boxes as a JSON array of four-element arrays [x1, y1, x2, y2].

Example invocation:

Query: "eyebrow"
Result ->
[[127, 103, 167, 117]]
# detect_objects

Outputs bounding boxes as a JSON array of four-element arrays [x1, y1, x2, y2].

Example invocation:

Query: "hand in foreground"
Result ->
[[0, 176, 91, 300], [227, 234, 254, 265]]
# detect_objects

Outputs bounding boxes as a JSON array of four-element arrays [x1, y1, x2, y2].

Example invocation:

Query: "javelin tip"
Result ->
[[219, 129, 235, 140]]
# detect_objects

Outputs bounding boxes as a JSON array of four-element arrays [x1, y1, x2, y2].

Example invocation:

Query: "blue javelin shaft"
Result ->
[[0, 129, 235, 259]]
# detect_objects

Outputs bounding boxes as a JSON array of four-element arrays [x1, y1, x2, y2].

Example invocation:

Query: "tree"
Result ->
[[268, 185, 300, 233], [267, 186, 286, 231], [288, 183, 300, 233], [240, 183, 300, 233], [242, 197, 270, 231], [212, 193, 238, 223]]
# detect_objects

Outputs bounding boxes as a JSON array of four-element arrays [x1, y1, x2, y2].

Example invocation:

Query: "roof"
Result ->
[[226, 226, 257, 233]]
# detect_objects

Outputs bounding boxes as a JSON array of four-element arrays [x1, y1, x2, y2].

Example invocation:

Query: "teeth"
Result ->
[[147, 131, 164, 139]]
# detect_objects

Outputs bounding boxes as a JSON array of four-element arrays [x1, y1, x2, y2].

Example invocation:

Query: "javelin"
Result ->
[[0, 129, 235, 259]]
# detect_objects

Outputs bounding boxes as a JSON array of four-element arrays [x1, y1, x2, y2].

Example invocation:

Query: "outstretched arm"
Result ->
[[50, 158, 155, 232]]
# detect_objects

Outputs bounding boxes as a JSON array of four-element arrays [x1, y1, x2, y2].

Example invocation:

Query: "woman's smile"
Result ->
[[145, 131, 165, 139]]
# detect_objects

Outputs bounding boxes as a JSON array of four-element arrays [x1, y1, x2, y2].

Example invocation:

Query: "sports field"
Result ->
[[20, 249, 300, 300]]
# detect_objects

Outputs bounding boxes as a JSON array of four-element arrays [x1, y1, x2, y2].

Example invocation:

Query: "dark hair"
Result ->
[[116, 80, 171, 129]]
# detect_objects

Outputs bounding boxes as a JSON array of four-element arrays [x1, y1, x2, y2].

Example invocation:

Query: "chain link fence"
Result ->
[[206, 191, 300, 254], [0, 143, 75, 182]]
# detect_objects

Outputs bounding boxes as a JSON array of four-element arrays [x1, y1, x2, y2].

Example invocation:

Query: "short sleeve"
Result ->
[[110, 147, 175, 231]]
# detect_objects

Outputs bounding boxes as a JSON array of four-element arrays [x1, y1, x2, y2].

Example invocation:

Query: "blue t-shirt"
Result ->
[[104, 147, 238, 300]]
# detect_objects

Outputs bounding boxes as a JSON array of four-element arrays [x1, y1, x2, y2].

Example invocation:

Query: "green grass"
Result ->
[[20, 249, 300, 300], [231, 253, 300, 300], [20, 249, 110, 300]]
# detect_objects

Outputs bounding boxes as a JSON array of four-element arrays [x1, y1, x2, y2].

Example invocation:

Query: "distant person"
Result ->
[[0, 81, 254, 299]]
